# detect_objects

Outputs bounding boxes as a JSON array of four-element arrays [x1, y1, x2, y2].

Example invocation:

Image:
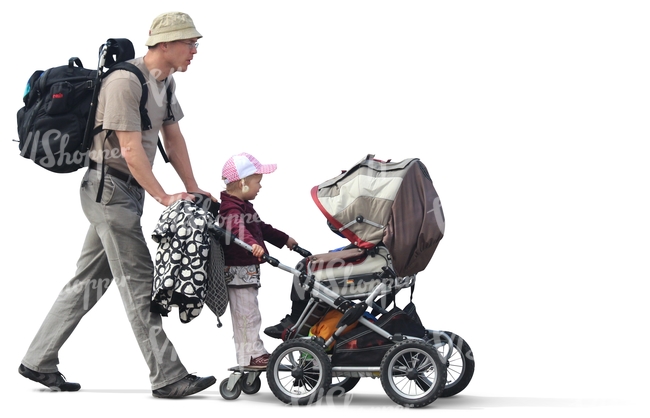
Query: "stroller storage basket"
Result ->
[[331, 305, 426, 367]]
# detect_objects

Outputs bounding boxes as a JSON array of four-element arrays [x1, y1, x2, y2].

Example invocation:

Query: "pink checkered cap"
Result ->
[[222, 152, 277, 184]]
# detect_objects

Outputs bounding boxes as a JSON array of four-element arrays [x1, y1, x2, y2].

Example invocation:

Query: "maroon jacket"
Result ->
[[218, 191, 289, 266]]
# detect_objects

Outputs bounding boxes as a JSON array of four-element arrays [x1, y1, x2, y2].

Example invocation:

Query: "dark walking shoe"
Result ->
[[152, 374, 216, 398], [19, 364, 81, 392], [264, 314, 295, 339]]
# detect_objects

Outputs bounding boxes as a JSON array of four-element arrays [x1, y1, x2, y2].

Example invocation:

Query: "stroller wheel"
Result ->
[[240, 373, 262, 395], [428, 331, 475, 397], [330, 376, 360, 395], [266, 339, 332, 405], [380, 340, 446, 408], [219, 378, 242, 400]]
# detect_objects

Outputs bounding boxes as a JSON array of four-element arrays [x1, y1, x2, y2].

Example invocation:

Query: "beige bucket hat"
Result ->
[[145, 11, 202, 46]]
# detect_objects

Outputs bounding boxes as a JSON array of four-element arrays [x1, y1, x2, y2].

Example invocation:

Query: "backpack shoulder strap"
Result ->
[[92, 61, 171, 202], [158, 80, 175, 162], [164, 82, 175, 123], [92, 61, 169, 163], [100, 61, 152, 131]]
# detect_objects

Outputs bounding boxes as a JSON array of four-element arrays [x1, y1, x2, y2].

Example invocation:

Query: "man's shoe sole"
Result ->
[[18, 364, 81, 392], [152, 376, 217, 398]]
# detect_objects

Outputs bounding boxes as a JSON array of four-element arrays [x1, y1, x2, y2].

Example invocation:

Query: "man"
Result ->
[[19, 12, 216, 398]]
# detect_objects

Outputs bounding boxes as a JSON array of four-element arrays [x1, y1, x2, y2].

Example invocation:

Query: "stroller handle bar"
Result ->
[[208, 222, 397, 305], [208, 223, 308, 276], [291, 245, 312, 258]]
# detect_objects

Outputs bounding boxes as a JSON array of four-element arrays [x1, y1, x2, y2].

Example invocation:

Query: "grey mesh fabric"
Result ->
[[205, 237, 229, 324], [312, 154, 445, 277]]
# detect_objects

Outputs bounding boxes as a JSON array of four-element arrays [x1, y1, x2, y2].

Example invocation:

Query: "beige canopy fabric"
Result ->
[[312, 154, 445, 277]]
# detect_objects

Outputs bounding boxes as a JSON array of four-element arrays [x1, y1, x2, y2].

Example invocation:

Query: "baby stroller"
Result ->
[[213, 155, 474, 408]]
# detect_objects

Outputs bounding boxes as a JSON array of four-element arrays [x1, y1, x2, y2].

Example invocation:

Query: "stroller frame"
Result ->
[[212, 224, 474, 408]]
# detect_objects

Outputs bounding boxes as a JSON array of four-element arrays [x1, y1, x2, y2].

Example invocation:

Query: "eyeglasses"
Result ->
[[175, 40, 199, 49]]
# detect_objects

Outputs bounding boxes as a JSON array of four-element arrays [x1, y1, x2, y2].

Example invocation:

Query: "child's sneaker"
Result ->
[[248, 354, 270, 369], [264, 315, 295, 339]]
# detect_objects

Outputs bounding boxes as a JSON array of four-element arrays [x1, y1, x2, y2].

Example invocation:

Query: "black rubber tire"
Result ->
[[266, 339, 332, 405], [330, 376, 361, 394], [240, 373, 262, 395], [428, 331, 475, 397], [380, 340, 446, 408], [219, 378, 242, 400]]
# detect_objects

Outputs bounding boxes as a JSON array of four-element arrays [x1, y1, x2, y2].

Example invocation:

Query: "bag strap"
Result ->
[[92, 61, 171, 159], [95, 131, 112, 203], [157, 81, 175, 162], [163, 83, 175, 123], [158, 84, 176, 163], [92, 62, 173, 202], [101, 61, 152, 130], [112, 62, 172, 164]]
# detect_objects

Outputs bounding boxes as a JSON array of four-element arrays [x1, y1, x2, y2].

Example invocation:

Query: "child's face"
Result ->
[[242, 174, 263, 200]]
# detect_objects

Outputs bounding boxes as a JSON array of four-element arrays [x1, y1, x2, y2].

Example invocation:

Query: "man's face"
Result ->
[[166, 38, 199, 72]]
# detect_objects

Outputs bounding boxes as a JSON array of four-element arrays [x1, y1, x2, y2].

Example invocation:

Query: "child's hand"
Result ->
[[286, 237, 298, 250], [251, 244, 265, 260]]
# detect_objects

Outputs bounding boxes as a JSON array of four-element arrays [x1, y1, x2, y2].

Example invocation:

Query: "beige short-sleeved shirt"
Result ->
[[90, 57, 184, 174]]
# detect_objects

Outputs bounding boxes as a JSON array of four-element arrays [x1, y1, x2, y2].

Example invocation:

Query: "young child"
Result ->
[[219, 152, 298, 369]]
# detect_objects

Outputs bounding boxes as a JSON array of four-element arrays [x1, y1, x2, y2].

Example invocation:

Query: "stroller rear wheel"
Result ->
[[380, 340, 446, 408], [266, 339, 332, 405], [330, 376, 360, 394]]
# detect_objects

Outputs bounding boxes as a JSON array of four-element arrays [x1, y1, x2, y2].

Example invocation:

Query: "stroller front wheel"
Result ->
[[428, 331, 475, 397]]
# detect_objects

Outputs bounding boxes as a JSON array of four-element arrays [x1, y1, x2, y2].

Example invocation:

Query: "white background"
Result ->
[[1, 1, 648, 417]]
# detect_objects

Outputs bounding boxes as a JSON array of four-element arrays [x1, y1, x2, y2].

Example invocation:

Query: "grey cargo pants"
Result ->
[[22, 168, 188, 390]]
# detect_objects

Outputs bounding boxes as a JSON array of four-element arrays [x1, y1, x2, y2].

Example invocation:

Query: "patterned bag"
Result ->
[[151, 199, 228, 324]]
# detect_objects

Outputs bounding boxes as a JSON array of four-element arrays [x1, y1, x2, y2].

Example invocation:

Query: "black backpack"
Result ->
[[16, 38, 170, 174]]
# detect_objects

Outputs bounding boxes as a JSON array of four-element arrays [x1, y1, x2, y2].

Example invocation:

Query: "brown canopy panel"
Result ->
[[311, 154, 445, 277]]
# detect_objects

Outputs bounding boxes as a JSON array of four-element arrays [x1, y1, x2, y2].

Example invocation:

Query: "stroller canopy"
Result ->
[[311, 154, 445, 277]]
